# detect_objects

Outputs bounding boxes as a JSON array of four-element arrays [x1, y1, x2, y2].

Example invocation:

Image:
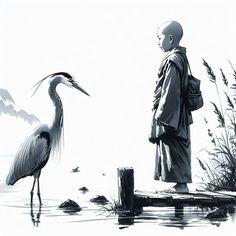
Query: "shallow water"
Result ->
[[0, 155, 235, 235]]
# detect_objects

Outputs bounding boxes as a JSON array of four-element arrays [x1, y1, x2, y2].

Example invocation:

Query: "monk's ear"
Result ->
[[169, 35, 174, 44]]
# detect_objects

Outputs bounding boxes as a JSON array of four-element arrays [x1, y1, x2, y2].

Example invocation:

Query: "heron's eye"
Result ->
[[67, 78, 73, 84], [71, 78, 76, 84]]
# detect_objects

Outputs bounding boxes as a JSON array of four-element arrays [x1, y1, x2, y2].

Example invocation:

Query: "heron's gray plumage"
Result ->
[[6, 125, 50, 185]]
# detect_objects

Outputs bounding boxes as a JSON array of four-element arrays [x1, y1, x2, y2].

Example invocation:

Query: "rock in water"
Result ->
[[59, 199, 81, 212], [79, 186, 89, 193], [205, 208, 227, 219], [90, 195, 109, 204]]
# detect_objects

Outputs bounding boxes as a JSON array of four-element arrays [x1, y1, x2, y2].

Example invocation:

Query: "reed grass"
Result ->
[[102, 199, 122, 214], [200, 60, 236, 191]]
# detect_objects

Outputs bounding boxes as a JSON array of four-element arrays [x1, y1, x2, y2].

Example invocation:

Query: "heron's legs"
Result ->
[[37, 178, 42, 205], [30, 178, 37, 206]]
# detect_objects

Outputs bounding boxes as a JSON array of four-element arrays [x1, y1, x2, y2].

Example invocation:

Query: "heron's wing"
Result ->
[[6, 125, 50, 185]]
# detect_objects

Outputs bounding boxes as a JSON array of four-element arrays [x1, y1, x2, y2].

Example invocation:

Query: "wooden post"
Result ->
[[117, 167, 134, 214]]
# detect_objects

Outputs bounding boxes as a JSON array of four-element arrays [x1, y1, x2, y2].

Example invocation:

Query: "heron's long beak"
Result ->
[[72, 82, 90, 96]]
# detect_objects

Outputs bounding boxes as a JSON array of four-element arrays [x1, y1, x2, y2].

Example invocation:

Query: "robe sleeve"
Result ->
[[154, 61, 181, 131]]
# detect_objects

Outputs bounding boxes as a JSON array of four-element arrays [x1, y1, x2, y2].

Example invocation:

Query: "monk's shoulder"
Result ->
[[167, 52, 186, 72]]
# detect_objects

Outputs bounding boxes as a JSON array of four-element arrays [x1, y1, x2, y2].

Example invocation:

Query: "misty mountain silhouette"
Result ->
[[0, 88, 39, 124]]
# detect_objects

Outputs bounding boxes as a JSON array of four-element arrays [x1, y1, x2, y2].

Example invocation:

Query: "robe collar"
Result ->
[[158, 46, 187, 77]]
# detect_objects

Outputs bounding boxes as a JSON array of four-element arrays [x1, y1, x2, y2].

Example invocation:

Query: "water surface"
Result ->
[[0, 155, 235, 235]]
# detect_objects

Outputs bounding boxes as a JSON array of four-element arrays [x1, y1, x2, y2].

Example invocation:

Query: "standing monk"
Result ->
[[149, 21, 193, 193]]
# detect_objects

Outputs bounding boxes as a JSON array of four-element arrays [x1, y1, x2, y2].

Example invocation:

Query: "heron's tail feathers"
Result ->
[[6, 173, 17, 185], [6, 163, 22, 185]]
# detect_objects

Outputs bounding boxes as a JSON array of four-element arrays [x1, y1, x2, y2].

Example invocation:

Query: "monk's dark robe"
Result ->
[[152, 46, 193, 183]]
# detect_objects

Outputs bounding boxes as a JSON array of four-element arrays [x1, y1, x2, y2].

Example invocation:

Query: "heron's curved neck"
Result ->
[[48, 79, 63, 132]]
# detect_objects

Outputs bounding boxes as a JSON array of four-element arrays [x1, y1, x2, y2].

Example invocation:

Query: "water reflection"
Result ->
[[174, 205, 184, 218], [1, 194, 236, 230], [118, 212, 134, 226], [1, 154, 236, 231], [30, 204, 41, 227], [116, 205, 236, 229]]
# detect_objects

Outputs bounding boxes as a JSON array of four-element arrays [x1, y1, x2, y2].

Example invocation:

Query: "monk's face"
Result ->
[[157, 31, 173, 52]]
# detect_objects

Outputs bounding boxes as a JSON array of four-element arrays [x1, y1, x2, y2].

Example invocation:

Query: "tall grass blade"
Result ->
[[225, 92, 234, 109], [211, 102, 225, 127], [220, 68, 228, 86], [202, 59, 216, 83]]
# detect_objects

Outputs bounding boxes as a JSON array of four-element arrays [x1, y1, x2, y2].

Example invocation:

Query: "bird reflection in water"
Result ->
[[30, 204, 41, 227]]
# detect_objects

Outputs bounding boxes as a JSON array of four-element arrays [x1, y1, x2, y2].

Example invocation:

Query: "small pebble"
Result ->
[[79, 186, 89, 193]]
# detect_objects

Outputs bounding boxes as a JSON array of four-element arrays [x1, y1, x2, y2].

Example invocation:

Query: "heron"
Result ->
[[6, 72, 89, 206]]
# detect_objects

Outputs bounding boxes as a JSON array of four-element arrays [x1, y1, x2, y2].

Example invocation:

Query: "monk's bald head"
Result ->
[[158, 21, 183, 44]]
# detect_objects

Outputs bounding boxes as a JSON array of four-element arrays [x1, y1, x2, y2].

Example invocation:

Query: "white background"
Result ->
[[1, 0, 236, 235]]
